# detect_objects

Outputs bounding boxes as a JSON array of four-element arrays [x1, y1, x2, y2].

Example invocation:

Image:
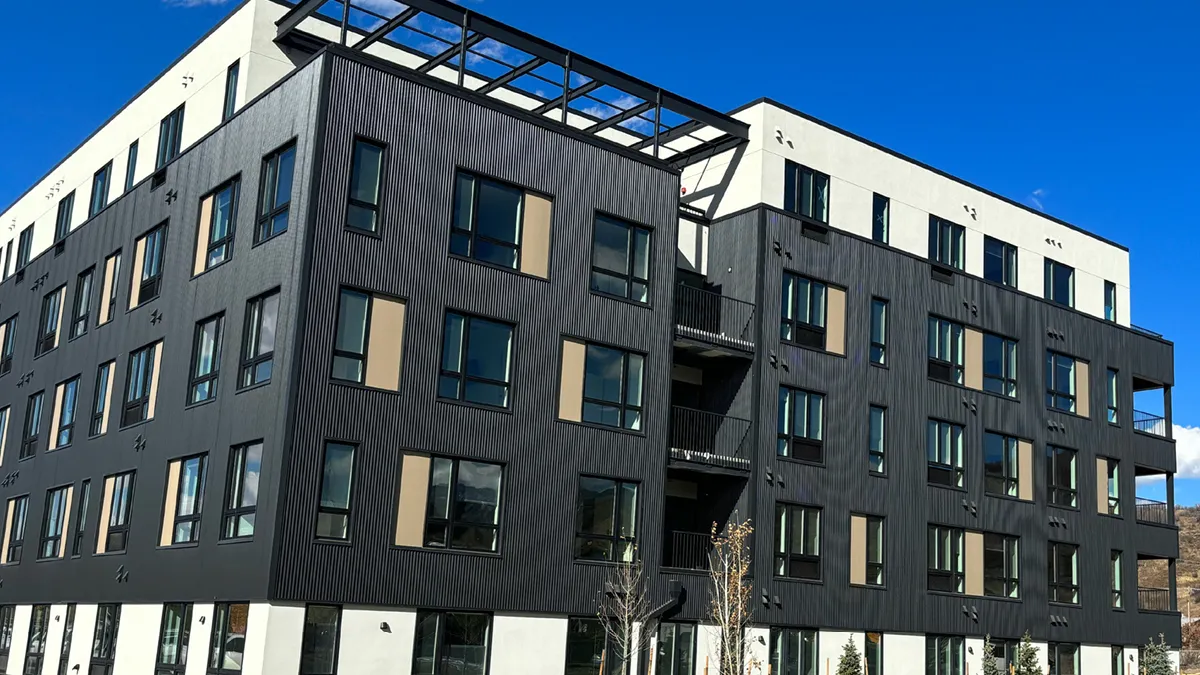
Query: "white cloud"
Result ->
[[581, 94, 654, 134], [1176, 425, 1200, 478], [1028, 187, 1046, 211]]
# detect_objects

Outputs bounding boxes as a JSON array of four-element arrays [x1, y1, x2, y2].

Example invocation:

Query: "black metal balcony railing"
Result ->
[[674, 284, 755, 351], [1136, 497, 1171, 525], [1132, 324, 1164, 338], [669, 406, 752, 471], [1134, 410, 1168, 437], [664, 530, 713, 571], [1138, 587, 1172, 612]]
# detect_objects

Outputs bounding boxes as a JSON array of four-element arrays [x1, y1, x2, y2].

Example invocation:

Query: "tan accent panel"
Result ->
[[129, 237, 146, 308], [1076, 360, 1090, 418], [100, 364, 115, 435], [193, 195, 213, 276], [99, 255, 116, 324], [849, 515, 867, 586], [395, 454, 431, 547], [965, 531, 984, 596], [558, 339, 586, 422], [159, 461, 181, 547], [57, 486, 74, 559], [1097, 458, 1109, 515], [964, 328, 983, 390], [96, 477, 115, 555], [365, 297, 406, 391], [48, 383, 64, 450], [1, 500, 13, 564], [519, 193, 552, 279], [825, 287, 846, 355], [147, 344, 163, 419], [53, 287, 66, 349], [1017, 440, 1034, 501]]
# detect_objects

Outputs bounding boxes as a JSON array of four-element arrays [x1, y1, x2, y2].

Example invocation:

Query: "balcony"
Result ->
[[669, 406, 752, 472], [1136, 497, 1171, 526], [663, 530, 713, 571], [1134, 410, 1167, 437], [674, 284, 755, 357], [1138, 587, 1172, 612]]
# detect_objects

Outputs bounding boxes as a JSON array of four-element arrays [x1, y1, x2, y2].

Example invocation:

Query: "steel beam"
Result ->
[[585, 100, 655, 134], [353, 6, 420, 51], [417, 32, 484, 74]]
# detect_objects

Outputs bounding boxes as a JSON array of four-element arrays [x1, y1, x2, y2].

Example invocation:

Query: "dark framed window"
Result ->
[[256, 142, 296, 242], [200, 179, 239, 272], [1112, 646, 1125, 675], [983, 432, 1019, 497], [188, 314, 223, 404], [21, 392, 43, 460], [987, 639, 1020, 675], [15, 226, 33, 270], [928, 216, 965, 270], [72, 480, 90, 557], [1047, 445, 1077, 508], [155, 602, 192, 675], [104, 471, 135, 553], [438, 312, 514, 408], [36, 286, 64, 356], [209, 602, 248, 674], [868, 405, 886, 474], [1049, 541, 1079, 604], [926, 419, 964, 488], [869, 298, 887, 365], [1106, 368, 1119, 424], [780, 273, 827, 349], [90, 361, 114, 437], [865, 633, 883, 675], [57, 604, 76, 675], [1046, 351, 1077, 413], [0, 315, 14, 376], [1111, 551, 1123, 609], [655, 621, 695, 675], [55, 376, 79, 448], [125, 141, 139, 193], [983, 533, 1019, 598], [70, 267, 94, 339], [331, 289, 369, 383], [222, 60, 240, 121], [89, 604, 121, 675], [100, 251, 121, 325], [777, 387, 824, 462], [565, 617, 622, 675], [239, 290, 279, 388], [1106, 458, 1121, 515], [156, 105, 185, 169], [4, 497, 27, 563], [872, 193, 889, 243], [24, 604, 49, 675], [1105, 281, 1117, 322], [346, 139, 385, 233], [122, 341, 159, 427], [223, 441, 262, 540], [56, 190, 76, 241], [784, 161, 829, 223], [316, 441, 355, 541], [983, 236, 1017, 287], [413, 611, 491, 675], [865, 515, 885, 586], [590, 214, 651, 304], [1, 241, 9, 280], [774, 503, 821, 580], [299, 605, 340, 675], [424, 457, 502, 553], [171, 454, 207, 545], [928, 525, 964, 593], [982, 333, 1018, 397], [134, 222, 167, 306], [927, 317, 964, 384], [927, 635, 964, 675], [574, 476, 637, 562], [90, 163, 113, 218], [0, 605, 13, 673], [769, 627, 817, 675], [1048, 643, 1079, 675], [451, 171, 525, 270], [1044, 258, 1074, 307], [581, 343, 644, 431], [39, 486, 69, 559]]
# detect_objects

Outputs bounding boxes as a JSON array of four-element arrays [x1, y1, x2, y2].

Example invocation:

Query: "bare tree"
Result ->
[[598, 551, 656, 675], [709, 516, 757, 675]]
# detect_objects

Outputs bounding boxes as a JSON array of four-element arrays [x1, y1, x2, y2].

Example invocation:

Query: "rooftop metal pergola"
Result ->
[[275, 0, 748, 168]]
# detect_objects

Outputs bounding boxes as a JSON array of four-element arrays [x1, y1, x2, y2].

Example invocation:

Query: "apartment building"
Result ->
[[0, 0, 1178, 674]]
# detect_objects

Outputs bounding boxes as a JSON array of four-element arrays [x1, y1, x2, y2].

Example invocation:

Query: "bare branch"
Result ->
[[709, 514, 757, 675], [597, 552, 657, 675]]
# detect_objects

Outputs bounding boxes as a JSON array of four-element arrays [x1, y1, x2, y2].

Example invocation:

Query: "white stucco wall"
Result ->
[[185, 602, 215, 675], [883, 633, 926, 675], [254, 603, 305, 675], [7, 605, 30, 673], [488, 613, 568, 675], [820, 630, 863, 674], [112, 603, 163, 674], [66, 604, 99, 675], [334, 606, 416, 675]]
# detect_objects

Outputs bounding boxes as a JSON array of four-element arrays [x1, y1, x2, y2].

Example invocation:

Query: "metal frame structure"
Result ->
[[274, 0, 748, 167]]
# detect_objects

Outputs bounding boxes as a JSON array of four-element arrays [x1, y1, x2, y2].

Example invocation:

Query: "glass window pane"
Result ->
[[319, 443, 355, 510], [335, 291, 369, 356], [584, 346, 623, 404], [476, 180, 523, 246], [350, 142, 383, 206], [593, 217, 630, 275], [465, 318, 512, 383]]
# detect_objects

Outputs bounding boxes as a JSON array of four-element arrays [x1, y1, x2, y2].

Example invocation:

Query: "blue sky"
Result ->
[[1, 0, 1197, 500]]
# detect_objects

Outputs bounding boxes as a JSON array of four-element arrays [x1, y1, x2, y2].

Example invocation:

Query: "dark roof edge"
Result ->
[[729, 97, 1130, 254]]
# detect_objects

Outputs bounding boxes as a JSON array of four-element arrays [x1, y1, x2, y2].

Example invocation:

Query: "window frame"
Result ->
[[928, 215, 965, 270], [188, 313, 224, 405], [869, 297, 887, 365], [156, 104, 185, 169], [90, 162, 113, 219], [1106, 368, 1119, 424], [769, 626, 818, 675], [4, 496, 27, 564], [315, 441, 356, 542], [198, 177, 240, 273], [1104, 280, 1118, 322], [134, 222, 167, 307], [154, 602, 192, 675], [574, 475, 638, 563], [926, 419, 965, 489], [56, 190, 76, 241], [20, 391, 43, 460], [580, 343, 644, 431], [927, 525, 964, 594], [983, 236, 1018, 287], [1048, 541, 1080, 604], [1044, 258, 1075, 307], [1111, 550, 1123, 609], [255, 141, 297, 244], [982, 332, 1018, 398], [927, 635, 965, 675], [872, 193, 889, 243], [239, 289, 280, 389], [222, 60, 240, 122], [125, 141, 139, 193], [345, 137, 387, 234], [57, 603, 76, 675], [209, 602, 248, 675], [15, 226, 32, 270], [100, 250, 122, 326], [983, 532, 1020, 599], [299, 604, 341, 675], [89, 604, 121, 675], [70, 267, 95, 340], [36, 285, 65, 356], [589, 212, 653, 304], [170, 454, 208, 545], [422, 456, 504, 553], [783, 160, 830, 223], [412, 610, 492, 675], [25, 604, 50, 674], [868, 404, 886, 475], [0, 315, 14, 376], [222, 441, 262, 541], [780, 272, 828, 349], [1047, 445, 1078, 509], [983, 431, 1019, 498], [0, 605, 13, 670], [437, 311, 515, 409], [777, 386, 825, 463], [55, 376, 79, 448], [331, 288, 370, 385], [774, 502, 822, 581], [864, 514, 885, 587], [449, 169, 530, 271], [1048, 643, 1080, 675], [1105, 457, 1121, 515], [122, 341, 159, 427], [104, 471, 135, 554], [927, 317, 964, 384], [38, 486, 70, 560], [71, 480, 89, 557], [89, 361, 114, 437], [1045, 351, 1078, 413]]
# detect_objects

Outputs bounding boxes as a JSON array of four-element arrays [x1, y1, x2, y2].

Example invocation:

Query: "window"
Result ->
[[98, 251, 122, 326], [103, 471, 135, 553], [1048, 643, 1079, 675], [157, 105, 185, 169], [581, 344, 643, 431], [865, 633, 883, 675], [413, 611, 490, 675], [1106, 458, 1120, 515], [987, 639, 1021, 675], [1049, 542, 1079, 604], [1107, 368, 1119, 424], [1112, 646, 1125, 675], [125, 141, 139, 193], [36, 286, 64, 356], [777, 387, 824, 462], [188, 314, 223, 404], [58, 603, 76, 675], [0, 315, 14, 376], [575, 476, 637, 562], [927, 525, 964, 593], [299, 605, 340, 675], [928, 216, 965, 270], [56, 190, 76, 241], [1111, 551, 1123, 609], [1105, 281, 1117, 322], [655, 622, 695, 675], [330, 289, 407, 388], [155, 603, 192, 675], [21, 392, 43, 460], [983, 533, 1019, 598], [425, 457, 502, 553], [865, 515, 885, 586], [775, 503, 821, 580], [91, 163, 113, 218], [983, 432, 1019, 497], [927, 318, 964, 384], [565, 617, 621, 675], [868, 405, 886, 474], [72, 480, 89, 557], [438, 312, 514, 408], [70, 267, 94, 339], [872, 193, 889, 243], [239, 290, 279, 388], [0, 606, 12, 673], [780, 273, 827, 349], [209, 603, 248, 674], [1044, 259, 1074, 307], [89, 605, 121, 675], [1047, 446, 1078, 508], [590, 214, 651, 304], [331, 289, 369, 384], [316, 441, 355, 540], [90, 361, 114, 436], [133, 223, 167, 306], [256, 143, 295, 242], [170, 454, 207, 545], [346, 139, 385, 233], [1046, 351, 1077, 413], [15, 225, 32, 270], [223, 441, 262, 540], [1, 241, 9, 280], [784, 161, 829, 223], [4, 496, 27, 563], [122, 341, 160, 426], [197, 179, 239, 273], [222, 60, 240, 121], [869, 298, 887, 365], [982, 334, 1018, 397], [25, 604, 49, 675], [53, 377, 79, 449], [983, 236, 1018, 287], [927, 420, 964, 488], [769, 627, 817, 675], [927, 636, 964, 675]]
